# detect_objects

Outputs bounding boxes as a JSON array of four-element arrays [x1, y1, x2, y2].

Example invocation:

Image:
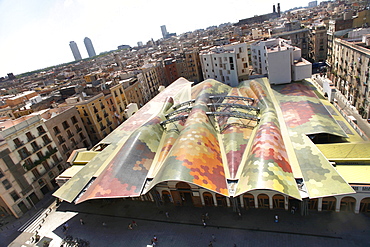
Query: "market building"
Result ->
[[53, 77, 370, 214]]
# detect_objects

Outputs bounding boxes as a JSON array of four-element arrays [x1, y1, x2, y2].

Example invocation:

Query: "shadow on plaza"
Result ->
[[55, 198, 370, 242]]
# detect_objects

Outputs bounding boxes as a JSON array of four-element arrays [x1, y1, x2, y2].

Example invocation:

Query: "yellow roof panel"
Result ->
[[335, 165, 370, 184], [58, 165, 85, 178], [316, 143, 370, 160], [73, 151, 100, 164]]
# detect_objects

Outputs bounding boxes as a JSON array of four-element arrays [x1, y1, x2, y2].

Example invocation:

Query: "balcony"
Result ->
[[104, 112, 108, 118], [22, 147, 59, 171], [97, 116, 102, 122], [100, 126, 106, 131], [58, 138, 66, 145], [14, 141, 24, 149], [76, 127, 82, 133], [19, 152, 31, 160], [43, 139, 52, 146], [67, 133, 74, 139], [32, 145, 41, 152], [38, 129, 46, 136]]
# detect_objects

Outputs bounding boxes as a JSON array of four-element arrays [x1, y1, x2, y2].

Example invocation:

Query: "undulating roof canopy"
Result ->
[[54, 77, 359, 204]]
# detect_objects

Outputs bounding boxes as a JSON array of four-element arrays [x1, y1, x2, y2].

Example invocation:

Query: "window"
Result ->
[[37, 126, 46, 135], [48, 171, 54, 179], [42, 135, 51, 145], [71, 116, 78, 124], [13, 138, 23, 148], [57, 164, 63, 172], [38, 179, 45, 187], [18, 147, 30, 159], [26, 132, 34, 141], [0, 170, 4, 178], [62, 121, 70, 130], [53, 126, 60, 135], [36, 152, 44, 159], [10, 191, 20, 202], [2, 179, 12, 190], [52, 154, 59, 163]]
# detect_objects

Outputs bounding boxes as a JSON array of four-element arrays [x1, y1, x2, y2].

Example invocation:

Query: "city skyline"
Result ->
[[0, 0, 313, 76]]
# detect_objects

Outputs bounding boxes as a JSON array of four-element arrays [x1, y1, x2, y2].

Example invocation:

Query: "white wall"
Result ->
[[267, 49, 292, 84], [292, 59, 312, 81]]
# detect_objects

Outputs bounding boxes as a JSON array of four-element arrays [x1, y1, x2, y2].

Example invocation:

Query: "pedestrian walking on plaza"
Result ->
[[205, 212, 209, 220], [211, 233, 216, 242], [275, 214, 279, 223], [203, 220, 207, 228], [62, 223, 69, 233], [208, 241, 213, 247], [132, 220, 137, 226], [128, 223, 133, 230], [102, 222, 107, 226], [291, 206, 296, 214], [165, 211, 169, 218], [80, 218, 84, 225]]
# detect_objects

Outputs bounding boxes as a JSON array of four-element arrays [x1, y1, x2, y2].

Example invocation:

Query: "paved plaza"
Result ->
[[1, 194, 370, 247]]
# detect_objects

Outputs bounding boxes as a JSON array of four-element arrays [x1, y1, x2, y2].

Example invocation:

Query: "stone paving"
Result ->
[[4, 197, 370, 247]]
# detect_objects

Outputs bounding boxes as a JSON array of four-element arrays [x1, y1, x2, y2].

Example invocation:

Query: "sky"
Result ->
[[0, 0, 313, 77]]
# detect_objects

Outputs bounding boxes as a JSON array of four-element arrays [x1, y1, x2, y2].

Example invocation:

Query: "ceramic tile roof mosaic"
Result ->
[[54, 77, 364, 203]]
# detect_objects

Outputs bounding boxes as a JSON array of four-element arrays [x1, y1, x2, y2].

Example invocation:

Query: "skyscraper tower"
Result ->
[[84, 37, 96, 58], [69, 41, 82, 61], [160, 25, 168, 39]]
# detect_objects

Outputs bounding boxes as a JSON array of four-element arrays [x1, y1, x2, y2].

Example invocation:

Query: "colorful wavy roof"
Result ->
[[54, 77, 360, 204]]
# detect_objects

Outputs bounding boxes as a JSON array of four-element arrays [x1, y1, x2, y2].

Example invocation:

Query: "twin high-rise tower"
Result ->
[[69, 37, 96, 61]]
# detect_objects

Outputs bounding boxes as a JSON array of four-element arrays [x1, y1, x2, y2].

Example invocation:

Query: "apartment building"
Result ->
[[119, 77, 145, 109], [109, 83, 129, 121], [164, 58, 179, 85], [330, 34, 370, 119], [0, 115, 64, 218], [138, 62, 164, 103], [311, 25, 328, 62], [67, 93, 116, 145], [200, 42, 249, 87], [251, 38, 312, 84], [273, 29, 313, 61], [37, 106, 92, 163], [183, 49, 203, 84]]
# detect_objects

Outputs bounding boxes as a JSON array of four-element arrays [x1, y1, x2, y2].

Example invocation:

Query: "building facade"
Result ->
[[0, 115, 64, 218], [311, 25, 328, 62], [200, 42, 249, 87], [273, 29, 313, 62], [251, 38, 312, 84], [67, 93, 116, 145], [329, 36, 370, 119], [39, 107, 92, 163], [138, 62, 164, 103]]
